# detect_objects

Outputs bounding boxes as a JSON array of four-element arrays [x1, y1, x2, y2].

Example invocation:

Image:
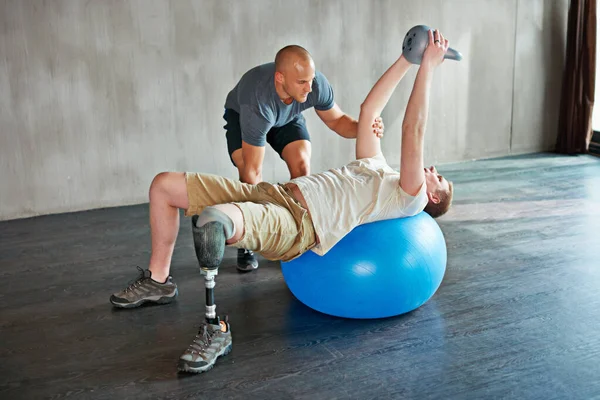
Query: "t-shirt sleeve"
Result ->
[[377, 182, 429, 220], [313, 71, 335, 111], [239, 104, 274, 147], [354, 153, 395, 173], [397, 183, 429, 216]]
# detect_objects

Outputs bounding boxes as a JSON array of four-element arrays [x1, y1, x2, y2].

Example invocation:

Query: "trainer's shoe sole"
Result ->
[[236, 263, 258, 273]]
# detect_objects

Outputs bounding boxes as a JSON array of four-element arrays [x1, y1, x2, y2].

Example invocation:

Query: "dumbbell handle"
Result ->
[[445, 47, 463, 61]]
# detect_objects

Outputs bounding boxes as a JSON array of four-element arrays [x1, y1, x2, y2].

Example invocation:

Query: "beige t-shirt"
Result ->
[[290, 153, 428, 256]]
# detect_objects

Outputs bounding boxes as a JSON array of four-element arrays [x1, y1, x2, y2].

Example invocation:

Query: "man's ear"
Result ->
[[427, 191, 441, 204], [275, 71, 285, 83]]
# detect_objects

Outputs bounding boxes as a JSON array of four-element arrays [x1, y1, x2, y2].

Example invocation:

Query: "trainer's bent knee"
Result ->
[[289, 157, 310, 178]]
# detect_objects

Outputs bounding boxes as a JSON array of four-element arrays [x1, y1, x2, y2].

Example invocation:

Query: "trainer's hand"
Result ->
[[422, 29, 449, 68], [372, 117, 384, 138]]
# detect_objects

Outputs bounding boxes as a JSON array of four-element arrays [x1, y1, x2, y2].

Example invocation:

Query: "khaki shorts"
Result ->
[[185, 173, 316, 262]]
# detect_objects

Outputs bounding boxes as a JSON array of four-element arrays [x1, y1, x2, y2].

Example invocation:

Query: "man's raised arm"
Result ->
[[400, 29, 449, 196], [355, 55, 413, 160]]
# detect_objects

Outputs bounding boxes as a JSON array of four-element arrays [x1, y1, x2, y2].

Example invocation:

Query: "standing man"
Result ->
[[224, 45, 383, 271]]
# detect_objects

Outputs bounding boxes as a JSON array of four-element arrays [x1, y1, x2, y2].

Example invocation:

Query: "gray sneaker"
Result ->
[[110, 267, 178, 308], [178, 318, 232, 374], [237, 248, 259, 272]]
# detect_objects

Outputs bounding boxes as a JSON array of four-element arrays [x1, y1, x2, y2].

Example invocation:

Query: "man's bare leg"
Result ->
[[110, 172, 189, 308], [148, 172, 190, 282]]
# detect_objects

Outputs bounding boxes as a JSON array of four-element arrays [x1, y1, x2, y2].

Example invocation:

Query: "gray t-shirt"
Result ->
[[224, 62, 335, 146]]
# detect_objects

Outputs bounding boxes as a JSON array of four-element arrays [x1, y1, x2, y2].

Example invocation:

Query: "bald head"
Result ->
[[273, 45, 315, 104], [275, 45, 314, 73]]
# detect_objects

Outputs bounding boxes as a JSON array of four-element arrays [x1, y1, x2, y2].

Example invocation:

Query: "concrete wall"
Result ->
[[0, 0, 569, 221]]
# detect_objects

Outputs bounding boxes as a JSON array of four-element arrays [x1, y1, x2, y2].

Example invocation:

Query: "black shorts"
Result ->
[[224, 109, 310, 166]]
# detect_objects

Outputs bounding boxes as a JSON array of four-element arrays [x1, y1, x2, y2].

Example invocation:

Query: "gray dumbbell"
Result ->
[[402, 25, 463, 64]]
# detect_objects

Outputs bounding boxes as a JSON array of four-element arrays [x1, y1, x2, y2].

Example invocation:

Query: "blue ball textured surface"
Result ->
[[281, 212, 447, 319]]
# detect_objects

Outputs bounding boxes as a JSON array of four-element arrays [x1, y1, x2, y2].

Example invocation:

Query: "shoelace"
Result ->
[[124, 266, 148, 293], [188, 324, 213, 354], [187, 316, 229, 354]]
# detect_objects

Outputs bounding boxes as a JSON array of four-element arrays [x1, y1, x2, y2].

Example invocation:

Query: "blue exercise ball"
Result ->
[[281, 212, 447, 319]]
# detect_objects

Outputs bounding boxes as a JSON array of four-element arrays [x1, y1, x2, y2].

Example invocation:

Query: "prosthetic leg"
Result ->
[[200, 268, 219, 325], [191, 207, 235, 325], [178, 208, 235, 374]]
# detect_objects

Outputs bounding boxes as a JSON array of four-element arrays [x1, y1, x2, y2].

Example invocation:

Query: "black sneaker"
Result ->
[[110, 267, 178, 308], [236, 248, 259, 272], [178, 318, 233, 374]]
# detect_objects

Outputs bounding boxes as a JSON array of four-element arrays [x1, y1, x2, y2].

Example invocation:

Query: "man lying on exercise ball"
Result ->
[[109, 29, 454, 374]]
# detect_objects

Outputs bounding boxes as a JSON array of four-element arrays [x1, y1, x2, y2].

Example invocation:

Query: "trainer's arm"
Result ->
[[356, 55, 413, 159], [239, 106, 272, 184], [315, 103, 359, 139], [240, 142, 266, 184]]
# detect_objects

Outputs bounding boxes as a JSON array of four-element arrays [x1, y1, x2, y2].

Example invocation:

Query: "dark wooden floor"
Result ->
[[1, 153, 599, 399]]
